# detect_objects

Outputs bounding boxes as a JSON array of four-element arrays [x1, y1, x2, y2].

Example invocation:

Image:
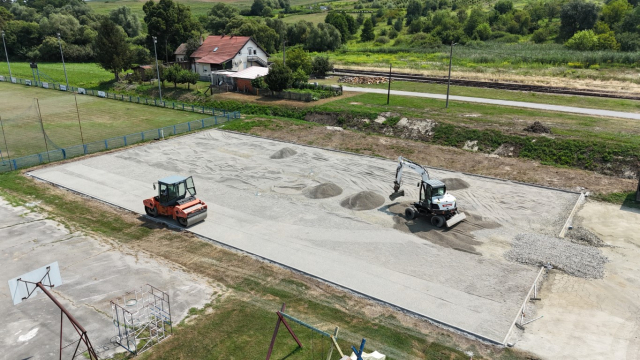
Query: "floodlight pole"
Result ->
[[0, 116, 13, 170], [1, 30, 11, 79], [153, 36, 163, 102], [445, 42, 456, 109], [57, 33, 69, 90]]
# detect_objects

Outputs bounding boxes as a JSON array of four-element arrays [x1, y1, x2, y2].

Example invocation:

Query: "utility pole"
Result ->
[[282, 40, 287, 67], [1, 30, 12, 80], [445, 42, 456, 109], [153, 36, 163, 102], [387, 63, 392, 105], [57, 33, 69, 90]]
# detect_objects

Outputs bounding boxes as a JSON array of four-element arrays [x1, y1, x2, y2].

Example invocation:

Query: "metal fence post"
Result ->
[[38, 154, 42, 163], [173, 125, 176, 134], [12, 159, 17, 169], [61, 149, 66, 159], [123, 136, 127, 146], [201, 119, 205, 127], [141, 132, 145, 141], [154, 99, 157, 106], [83, 144, 88, 154], [158, 129, 161, 138], [191, 105, 194, 112], [104, 139, 108, 149], [215, 116, 217, 125], [188, 123, 191, 131]]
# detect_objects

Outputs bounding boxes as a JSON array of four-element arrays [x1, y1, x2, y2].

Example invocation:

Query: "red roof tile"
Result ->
[[191, 35, 251, 65]]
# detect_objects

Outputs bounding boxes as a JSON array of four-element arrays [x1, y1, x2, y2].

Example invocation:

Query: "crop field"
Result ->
[[0, 82, 205, 158]]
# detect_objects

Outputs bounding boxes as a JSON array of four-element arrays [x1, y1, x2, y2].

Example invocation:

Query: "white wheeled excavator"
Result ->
[[389, 157, 466, 228]]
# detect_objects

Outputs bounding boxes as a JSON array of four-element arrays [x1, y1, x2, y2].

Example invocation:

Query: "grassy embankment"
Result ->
[[0, 171, 530, 360]]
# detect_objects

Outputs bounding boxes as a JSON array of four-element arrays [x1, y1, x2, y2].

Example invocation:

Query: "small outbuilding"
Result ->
[[228, 66, 270, 93]]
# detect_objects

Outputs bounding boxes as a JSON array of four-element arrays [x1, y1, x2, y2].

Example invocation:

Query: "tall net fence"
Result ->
[[0, 79, 241, 173]]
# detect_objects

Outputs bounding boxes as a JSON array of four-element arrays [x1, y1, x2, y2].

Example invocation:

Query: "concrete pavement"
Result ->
[[342, 86, 640, 120]]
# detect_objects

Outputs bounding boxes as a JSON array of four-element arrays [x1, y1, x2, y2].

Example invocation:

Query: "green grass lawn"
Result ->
[[314, 78, 640, 113], [315, 92, 640, 149], [0, 62, 115, 89], [281, 12, 328, 24], [0, 82, 205, 157]]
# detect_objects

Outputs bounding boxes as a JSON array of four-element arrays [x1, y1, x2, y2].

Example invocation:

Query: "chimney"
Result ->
[[200, 36, 203, 45]]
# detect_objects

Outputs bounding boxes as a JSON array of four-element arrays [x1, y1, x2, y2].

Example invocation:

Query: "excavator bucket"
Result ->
[[446, 212, 466, 228], [389, 190, 405, 201]]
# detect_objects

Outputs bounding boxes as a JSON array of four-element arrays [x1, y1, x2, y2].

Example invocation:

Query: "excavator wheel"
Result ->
[[177, 217, 188, 227], [145, 206, 158, 217], [431, 215, 445, 228], [405, 207, 416, 220]]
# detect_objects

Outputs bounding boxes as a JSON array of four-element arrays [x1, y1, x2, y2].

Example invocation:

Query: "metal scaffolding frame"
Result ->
[[110, 284, 172, 355]]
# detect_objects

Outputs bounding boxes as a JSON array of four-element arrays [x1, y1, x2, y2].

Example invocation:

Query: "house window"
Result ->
[[253, 50, 257, 55], [247, 47, 252, 55]]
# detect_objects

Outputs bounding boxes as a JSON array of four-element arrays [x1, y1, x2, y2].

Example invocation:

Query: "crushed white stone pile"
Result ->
[[505, 233, 607, 279]]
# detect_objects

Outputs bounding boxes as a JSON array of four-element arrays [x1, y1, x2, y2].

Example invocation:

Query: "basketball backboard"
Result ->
[[8, 262, 62, 305]]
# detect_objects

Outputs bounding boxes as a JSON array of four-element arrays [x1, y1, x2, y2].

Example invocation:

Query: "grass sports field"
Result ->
[[0, 82, 206, 158]]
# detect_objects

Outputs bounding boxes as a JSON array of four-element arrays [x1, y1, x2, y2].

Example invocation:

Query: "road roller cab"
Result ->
[[143, 175, 208, 227]]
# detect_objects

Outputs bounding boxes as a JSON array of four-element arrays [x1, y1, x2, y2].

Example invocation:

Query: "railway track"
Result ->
[[332, 68, 640, 101]]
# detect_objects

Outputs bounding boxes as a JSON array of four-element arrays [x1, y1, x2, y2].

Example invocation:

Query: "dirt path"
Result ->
[[243, 119, 636, 195]]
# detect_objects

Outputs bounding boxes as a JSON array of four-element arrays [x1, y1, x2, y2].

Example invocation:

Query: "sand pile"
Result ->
[[340, 191, 385, 211], [270, 147, 297, 159], [441, 178, 470, 191], [303, 182, 343, 199]]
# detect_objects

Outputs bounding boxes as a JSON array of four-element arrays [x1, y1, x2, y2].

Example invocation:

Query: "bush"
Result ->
[[251, 76, 267, 89], [494, 33, 521, 43], [292, 68, 309, 83], [388, 28, 399, 39], [410, 32, 441, 47], [375, 36, 390, 44], [494, 0, 514, 14], [311, 55, 333, 77], [474, 23, 492, 41], [565, 30, 599, 50], [616, 32, 640, 51], [531, 28, 549, 43]]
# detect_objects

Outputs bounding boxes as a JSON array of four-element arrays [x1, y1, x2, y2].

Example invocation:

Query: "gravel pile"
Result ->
[[340, 191, 385, 211], [303, 182, 343, 199], [270, 147, 297, 159], [524, 121, 551, 134], [565, 227, 606, 247], [441, 178, 470, 191], [505, 233, 607, 279], [338, 76, 388, 84]]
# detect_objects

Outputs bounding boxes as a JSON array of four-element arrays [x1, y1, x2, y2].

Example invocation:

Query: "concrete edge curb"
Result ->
[[559, 193, 586, 238], [502, 266, 546, 345]]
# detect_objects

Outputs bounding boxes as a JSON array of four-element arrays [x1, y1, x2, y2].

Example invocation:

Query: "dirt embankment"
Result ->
[[245, 118, 637, 195]]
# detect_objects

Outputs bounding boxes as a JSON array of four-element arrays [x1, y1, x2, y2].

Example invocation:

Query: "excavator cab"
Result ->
[[156, 175, 196, 206]]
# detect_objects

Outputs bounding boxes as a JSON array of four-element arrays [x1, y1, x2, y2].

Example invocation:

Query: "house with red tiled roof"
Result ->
[[189, 35, 269, 79]]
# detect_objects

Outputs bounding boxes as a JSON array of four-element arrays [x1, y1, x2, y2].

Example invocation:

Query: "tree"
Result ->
[[94, 19, 132, 80], [285, 47, 312, 75], [39, 13, 81, 42], [224, 16, 279, 53], [602, 0, 632, 27], [597, 31, 620, 50], [37, 36, 65, 61], [286, 20, 313, 46], [494, 0, 513, 14], [143, 0, 200, 63], [360, 18, 375, 42], [205, 3, 239, 34], [311, 55, 333, 77], [250, 0, 267, 16], [265, 60, 292, 91], [394, 18, 403, 32], [109, 6, 141, 37], [165, 63, 183, 87], [182, 70, 198, 89], [2, 20, 40, 57], [305, 23, 341, 51], [617, 6, 640, 34], [464, 8, 485, 37], [325, 12, 349, 42], [616, 32, 640, 51], [559, 0, 599, 40], [0, 6, 12, 29], [405, 0, 422, 25]]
